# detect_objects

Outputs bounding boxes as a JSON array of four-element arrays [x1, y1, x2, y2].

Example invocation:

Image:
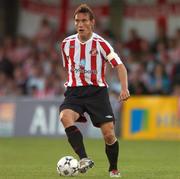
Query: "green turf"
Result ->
[[0, 138, 180, 179]]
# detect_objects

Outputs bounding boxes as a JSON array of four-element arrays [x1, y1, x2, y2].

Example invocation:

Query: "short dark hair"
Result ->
[[73, 4, 95, 20]]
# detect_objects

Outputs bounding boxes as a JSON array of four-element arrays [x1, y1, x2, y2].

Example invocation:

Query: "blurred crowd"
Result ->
[[0, 18, 180, 98]]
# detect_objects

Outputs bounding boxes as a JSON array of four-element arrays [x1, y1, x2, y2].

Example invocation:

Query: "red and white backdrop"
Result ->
[[19, 0, 180, 40]]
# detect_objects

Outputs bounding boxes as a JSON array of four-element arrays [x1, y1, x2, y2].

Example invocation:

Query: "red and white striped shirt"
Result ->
[[61, 32, 122, 87]]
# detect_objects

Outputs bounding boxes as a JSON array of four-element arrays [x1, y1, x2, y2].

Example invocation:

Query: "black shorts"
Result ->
[[59, 86, 115, 127]]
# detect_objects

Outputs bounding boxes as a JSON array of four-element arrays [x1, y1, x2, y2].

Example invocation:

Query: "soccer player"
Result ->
[[59, 3, 130, 177]]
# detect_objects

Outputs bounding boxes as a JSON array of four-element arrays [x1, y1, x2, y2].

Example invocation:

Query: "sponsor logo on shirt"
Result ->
[[71, 66, 97, 74]]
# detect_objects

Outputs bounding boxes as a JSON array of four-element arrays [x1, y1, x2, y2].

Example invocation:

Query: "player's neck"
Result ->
[[78, 32, 93, 43]]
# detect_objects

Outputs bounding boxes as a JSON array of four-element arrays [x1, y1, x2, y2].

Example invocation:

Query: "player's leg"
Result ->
[[84, 87, 119, 175], [60, 108, 94, 173], [60, 109, 88, 159], [60, 86, 96, 173], [100, 122, 121, 177]]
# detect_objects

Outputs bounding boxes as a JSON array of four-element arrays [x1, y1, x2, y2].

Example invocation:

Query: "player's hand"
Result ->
[[118, 89, 130, 102]]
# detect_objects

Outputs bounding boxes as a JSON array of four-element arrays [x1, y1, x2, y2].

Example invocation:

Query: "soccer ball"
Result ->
[[57, 156, 79, 176]]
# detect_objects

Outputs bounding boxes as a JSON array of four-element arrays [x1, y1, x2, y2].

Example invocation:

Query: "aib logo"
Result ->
[[130, 109, 149, 133]]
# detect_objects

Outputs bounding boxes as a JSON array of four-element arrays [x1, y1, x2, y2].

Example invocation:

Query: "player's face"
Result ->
[[75, 13, 95, 41]]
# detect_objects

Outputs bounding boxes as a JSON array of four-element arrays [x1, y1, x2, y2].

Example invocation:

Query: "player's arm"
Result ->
[[61, 41, 68, 69], [99, 39, 130, 101], [116, 64, 130, 101]]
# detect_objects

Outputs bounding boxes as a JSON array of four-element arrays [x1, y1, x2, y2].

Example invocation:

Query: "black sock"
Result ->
[[65, 125, 87, 159], [105, 140, 119, 171]]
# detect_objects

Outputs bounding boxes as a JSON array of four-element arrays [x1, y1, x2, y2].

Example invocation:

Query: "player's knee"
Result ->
[[59, 112, 73, 127], [103, 133, 116, 145], [60, 111, 68, 121]]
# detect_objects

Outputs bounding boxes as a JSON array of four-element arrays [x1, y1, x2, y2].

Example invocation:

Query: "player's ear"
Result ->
[[92, 19, 95, 26], [91, 19, 95, 29]]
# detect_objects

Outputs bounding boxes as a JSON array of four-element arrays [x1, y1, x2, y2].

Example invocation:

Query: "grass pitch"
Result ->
[[0, 138, 180, 179]]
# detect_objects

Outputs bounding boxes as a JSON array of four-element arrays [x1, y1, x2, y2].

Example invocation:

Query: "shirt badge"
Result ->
[[89, 49, 98, 56]]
